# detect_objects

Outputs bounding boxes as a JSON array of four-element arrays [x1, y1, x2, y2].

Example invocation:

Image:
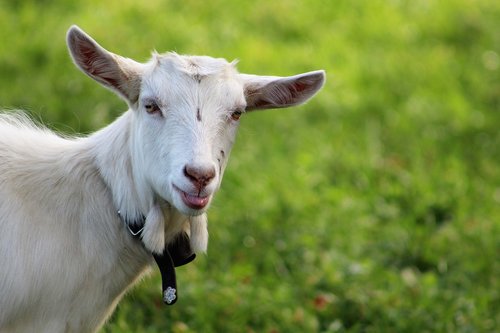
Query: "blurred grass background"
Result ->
[[1, 0, 499, 332]]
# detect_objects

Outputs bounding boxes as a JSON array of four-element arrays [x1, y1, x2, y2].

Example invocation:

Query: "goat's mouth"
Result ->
[[173, 185, 211, 210]]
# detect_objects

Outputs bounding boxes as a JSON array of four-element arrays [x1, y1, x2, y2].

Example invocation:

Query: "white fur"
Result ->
[[0, 26, 325, 332], [142, 205, 166, 254]]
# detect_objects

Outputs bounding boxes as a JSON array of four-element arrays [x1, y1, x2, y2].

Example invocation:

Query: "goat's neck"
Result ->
[[89, 111, 151, 222]]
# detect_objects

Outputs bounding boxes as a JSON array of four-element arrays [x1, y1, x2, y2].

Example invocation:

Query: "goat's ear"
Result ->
[[66, 25, 142, 105], [241, 70, 325, 111]]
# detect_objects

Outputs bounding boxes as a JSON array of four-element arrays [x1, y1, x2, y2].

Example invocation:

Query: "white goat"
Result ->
[[0, 26, 325, 333]]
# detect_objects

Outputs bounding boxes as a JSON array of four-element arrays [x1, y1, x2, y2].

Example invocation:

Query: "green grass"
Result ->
[[1, 0, 499, 332]]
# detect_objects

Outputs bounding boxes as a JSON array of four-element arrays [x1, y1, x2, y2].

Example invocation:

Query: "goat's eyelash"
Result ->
[[143, 100, 162, 115], [230, 111, 242, 121], [229, 108, 245, 121]]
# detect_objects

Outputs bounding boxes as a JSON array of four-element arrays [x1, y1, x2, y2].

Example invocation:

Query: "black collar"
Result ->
[[119, 211, 196, 305]]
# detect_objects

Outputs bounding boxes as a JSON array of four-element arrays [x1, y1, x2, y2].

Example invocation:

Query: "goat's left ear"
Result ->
[[66, 25, 143, 105], [241, 70, 325, 111]]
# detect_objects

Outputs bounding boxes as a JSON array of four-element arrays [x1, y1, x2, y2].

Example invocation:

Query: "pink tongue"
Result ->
[[184, 193, 208, 207]]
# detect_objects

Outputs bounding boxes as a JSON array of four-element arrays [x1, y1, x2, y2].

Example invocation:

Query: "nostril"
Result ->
[[204, 167, 216, 182], [183, 165, 197, 182], [184, 164, 216, 188]]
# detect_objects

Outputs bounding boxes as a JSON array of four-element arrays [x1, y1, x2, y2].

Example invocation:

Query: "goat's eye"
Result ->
[[230, 110, 243, 121], [144, 101, 161, 115]]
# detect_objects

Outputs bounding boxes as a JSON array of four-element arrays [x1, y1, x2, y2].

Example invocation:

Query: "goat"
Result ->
[[0, 26, 325, 333]]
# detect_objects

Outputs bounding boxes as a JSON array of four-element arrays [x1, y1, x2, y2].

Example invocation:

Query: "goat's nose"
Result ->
[[183, 164, 216, 189]]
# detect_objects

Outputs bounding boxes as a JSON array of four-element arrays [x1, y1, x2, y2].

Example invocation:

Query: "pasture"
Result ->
[[0, 0, 498, 332]]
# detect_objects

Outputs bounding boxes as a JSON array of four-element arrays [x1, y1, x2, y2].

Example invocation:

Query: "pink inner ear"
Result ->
[[79, 45, 97, 71], [71, 34, 102, 74], [76, 42, 122, 92], [292, 81, 310, 93], [243, 71, 324, 110], [287, 81, 310, 101]]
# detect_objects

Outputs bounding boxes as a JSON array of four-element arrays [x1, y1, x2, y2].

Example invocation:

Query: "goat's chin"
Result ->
[[175, 202, 211, 217]]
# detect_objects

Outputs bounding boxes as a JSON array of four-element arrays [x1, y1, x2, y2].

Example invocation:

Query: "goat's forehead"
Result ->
[[141, 53, 244, 105], [146, 52, 239, 81]]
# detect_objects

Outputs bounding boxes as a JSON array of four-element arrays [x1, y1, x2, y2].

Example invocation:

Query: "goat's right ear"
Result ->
[[66, 25, 142, 105]]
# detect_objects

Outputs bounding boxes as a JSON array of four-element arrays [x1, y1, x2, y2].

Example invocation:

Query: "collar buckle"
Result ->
[[127, 224, 144, 237]]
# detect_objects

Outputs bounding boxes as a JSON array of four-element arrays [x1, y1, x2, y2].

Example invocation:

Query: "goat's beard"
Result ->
[[141, 205, 165, 254], [141, 195, 209, 254]]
